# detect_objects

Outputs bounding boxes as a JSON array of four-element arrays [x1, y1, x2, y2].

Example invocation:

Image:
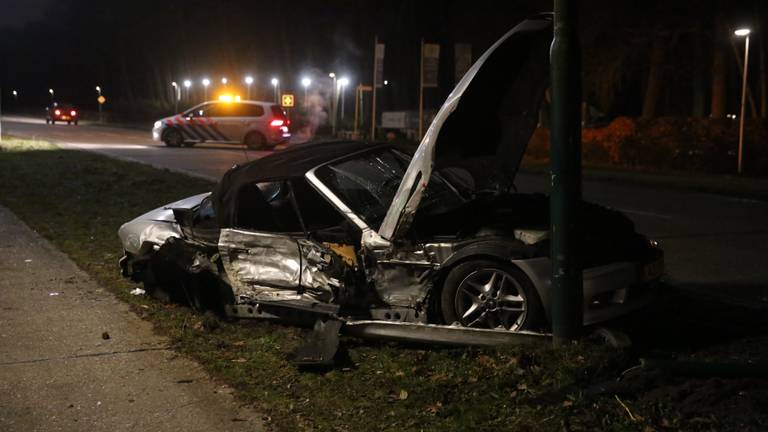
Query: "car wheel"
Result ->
[[244, 132, 266, 150], [163, 128, 183, 147], [440, 260, 544, 331]]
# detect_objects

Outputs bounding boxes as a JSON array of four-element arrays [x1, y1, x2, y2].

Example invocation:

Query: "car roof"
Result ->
[[211, 140, 387, 225], [225, 139, 384, 183]]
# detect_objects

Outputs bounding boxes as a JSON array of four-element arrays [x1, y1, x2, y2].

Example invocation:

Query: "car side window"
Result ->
[[291, 178, 345, 231], [204, 103, 226, 117], [234, 104, 264, 117], [234, 180, 303, 233]]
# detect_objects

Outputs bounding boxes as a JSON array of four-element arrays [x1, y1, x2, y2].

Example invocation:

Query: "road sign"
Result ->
[[97, 95, 106, 104], [281, 94, 294, 108]]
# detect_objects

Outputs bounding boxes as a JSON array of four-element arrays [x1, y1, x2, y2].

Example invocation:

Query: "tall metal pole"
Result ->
[[738, 34, 750, 174], [550, 0, 583, 346], [371, 36, 378, 140], [330, 74, 337, 136], [354, 85, 360, 136]]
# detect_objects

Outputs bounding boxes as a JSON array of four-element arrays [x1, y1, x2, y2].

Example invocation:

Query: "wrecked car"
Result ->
[[118, 15, 663, 345]]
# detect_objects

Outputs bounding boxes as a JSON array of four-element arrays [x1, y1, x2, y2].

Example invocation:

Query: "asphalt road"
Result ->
[[3, 115, 768, 307]]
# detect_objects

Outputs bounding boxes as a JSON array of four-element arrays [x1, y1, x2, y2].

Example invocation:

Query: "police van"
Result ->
[[153, 99, 290, 149]]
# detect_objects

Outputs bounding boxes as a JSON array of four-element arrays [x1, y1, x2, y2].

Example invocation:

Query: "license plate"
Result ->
[[643, 259, 664, 281]]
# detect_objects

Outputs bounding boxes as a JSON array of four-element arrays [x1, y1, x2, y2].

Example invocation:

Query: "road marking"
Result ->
[[62, 142, 155, 150], [614, 208, 673, 220]]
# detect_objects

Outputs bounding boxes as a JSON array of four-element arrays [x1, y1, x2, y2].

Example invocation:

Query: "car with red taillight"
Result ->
[[46, 103, 79, 125], [151, 100, 291, 149]]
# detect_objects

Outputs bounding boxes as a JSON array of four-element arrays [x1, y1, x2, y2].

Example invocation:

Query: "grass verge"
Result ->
[[1, 137, 767, 431]]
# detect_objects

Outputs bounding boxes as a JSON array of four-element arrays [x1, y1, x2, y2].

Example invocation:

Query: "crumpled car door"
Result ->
[[218, 229, 302, 302]]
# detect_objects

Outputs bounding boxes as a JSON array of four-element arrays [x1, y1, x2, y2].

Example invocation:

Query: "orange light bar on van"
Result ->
[[218, 94, 242, 102]]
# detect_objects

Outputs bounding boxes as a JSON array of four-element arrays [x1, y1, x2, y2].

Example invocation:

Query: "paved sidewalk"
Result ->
[[0, 205, 263, 432]]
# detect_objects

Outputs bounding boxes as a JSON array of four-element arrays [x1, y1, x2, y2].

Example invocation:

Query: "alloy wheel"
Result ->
[[454, 268, 528, 331]]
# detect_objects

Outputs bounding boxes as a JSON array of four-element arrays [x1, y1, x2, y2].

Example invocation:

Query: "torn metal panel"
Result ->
[[344, 320, 548, 346], [297, 239, 344, 303], [371, 262, 433, 308], [218, 229, 301, 299], [289, 319, 343, 366], [120, 221, 181, 256], [118, 192, 210, 255]]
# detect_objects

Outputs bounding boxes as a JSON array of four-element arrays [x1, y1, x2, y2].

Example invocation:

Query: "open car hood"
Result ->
[[377, 15, 552, 241]]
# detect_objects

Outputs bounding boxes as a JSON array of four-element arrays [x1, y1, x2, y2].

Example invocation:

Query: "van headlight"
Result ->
[[154, 121, 162, 128]]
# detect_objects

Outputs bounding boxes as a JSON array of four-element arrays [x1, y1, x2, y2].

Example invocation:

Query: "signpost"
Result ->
[[419, 40, 440, 139], [281, 94, 295, 108], [372, 38, 385, 140]]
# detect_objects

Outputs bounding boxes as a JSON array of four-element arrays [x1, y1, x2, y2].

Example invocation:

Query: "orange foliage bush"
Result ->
[[524, 117, 768, 175]]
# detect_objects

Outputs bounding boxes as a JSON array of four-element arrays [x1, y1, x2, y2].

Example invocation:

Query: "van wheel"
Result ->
[[163, 128, 183, 147], [440, 260, 544, 331], [244, 132, 266, 150]]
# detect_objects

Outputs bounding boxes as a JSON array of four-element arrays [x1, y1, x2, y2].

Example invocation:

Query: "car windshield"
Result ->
[[314, 148, 466, 229]]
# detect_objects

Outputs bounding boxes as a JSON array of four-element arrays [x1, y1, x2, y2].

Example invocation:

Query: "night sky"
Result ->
[[0, 0, 762, 120]]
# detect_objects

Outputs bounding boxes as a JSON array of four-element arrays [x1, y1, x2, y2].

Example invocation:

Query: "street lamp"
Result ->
[[12, 90, 18, 101], [221, 77, 228, 86], [184, 80, 192, 103], [735, 27, 751, 174], [338, 77, 349, 120], [48, 88, 54, 103], [202, 78, 210, 101], [329, 73, 337, 134], [245, 75, 254, 100], [271, 77, 279, 103], [301, 77, 311, 106], [171, 81, 180, 113], [95, 86, 103, 121]]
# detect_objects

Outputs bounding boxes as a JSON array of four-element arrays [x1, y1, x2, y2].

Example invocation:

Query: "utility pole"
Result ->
[[371, 36, 379, 140], [550, 0, 583, 346]]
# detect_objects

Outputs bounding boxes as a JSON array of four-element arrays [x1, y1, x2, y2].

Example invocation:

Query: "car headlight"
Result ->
[[154, 121, 162, 128]]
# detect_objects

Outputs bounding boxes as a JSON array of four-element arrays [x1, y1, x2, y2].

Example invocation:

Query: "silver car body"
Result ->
[[120, 15, 662, 333], [151, 100, 290, 146]]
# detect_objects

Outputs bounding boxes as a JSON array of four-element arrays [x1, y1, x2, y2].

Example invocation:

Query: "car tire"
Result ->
[[244, 132, 266, 150], [163, 128, 184, 147], [440, 259, 544, 331]]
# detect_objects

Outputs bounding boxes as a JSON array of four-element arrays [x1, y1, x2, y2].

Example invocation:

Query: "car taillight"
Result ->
[[54, 109, 61, 115], [70, 110, 77, 116], [270, 119, 285, 127]]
